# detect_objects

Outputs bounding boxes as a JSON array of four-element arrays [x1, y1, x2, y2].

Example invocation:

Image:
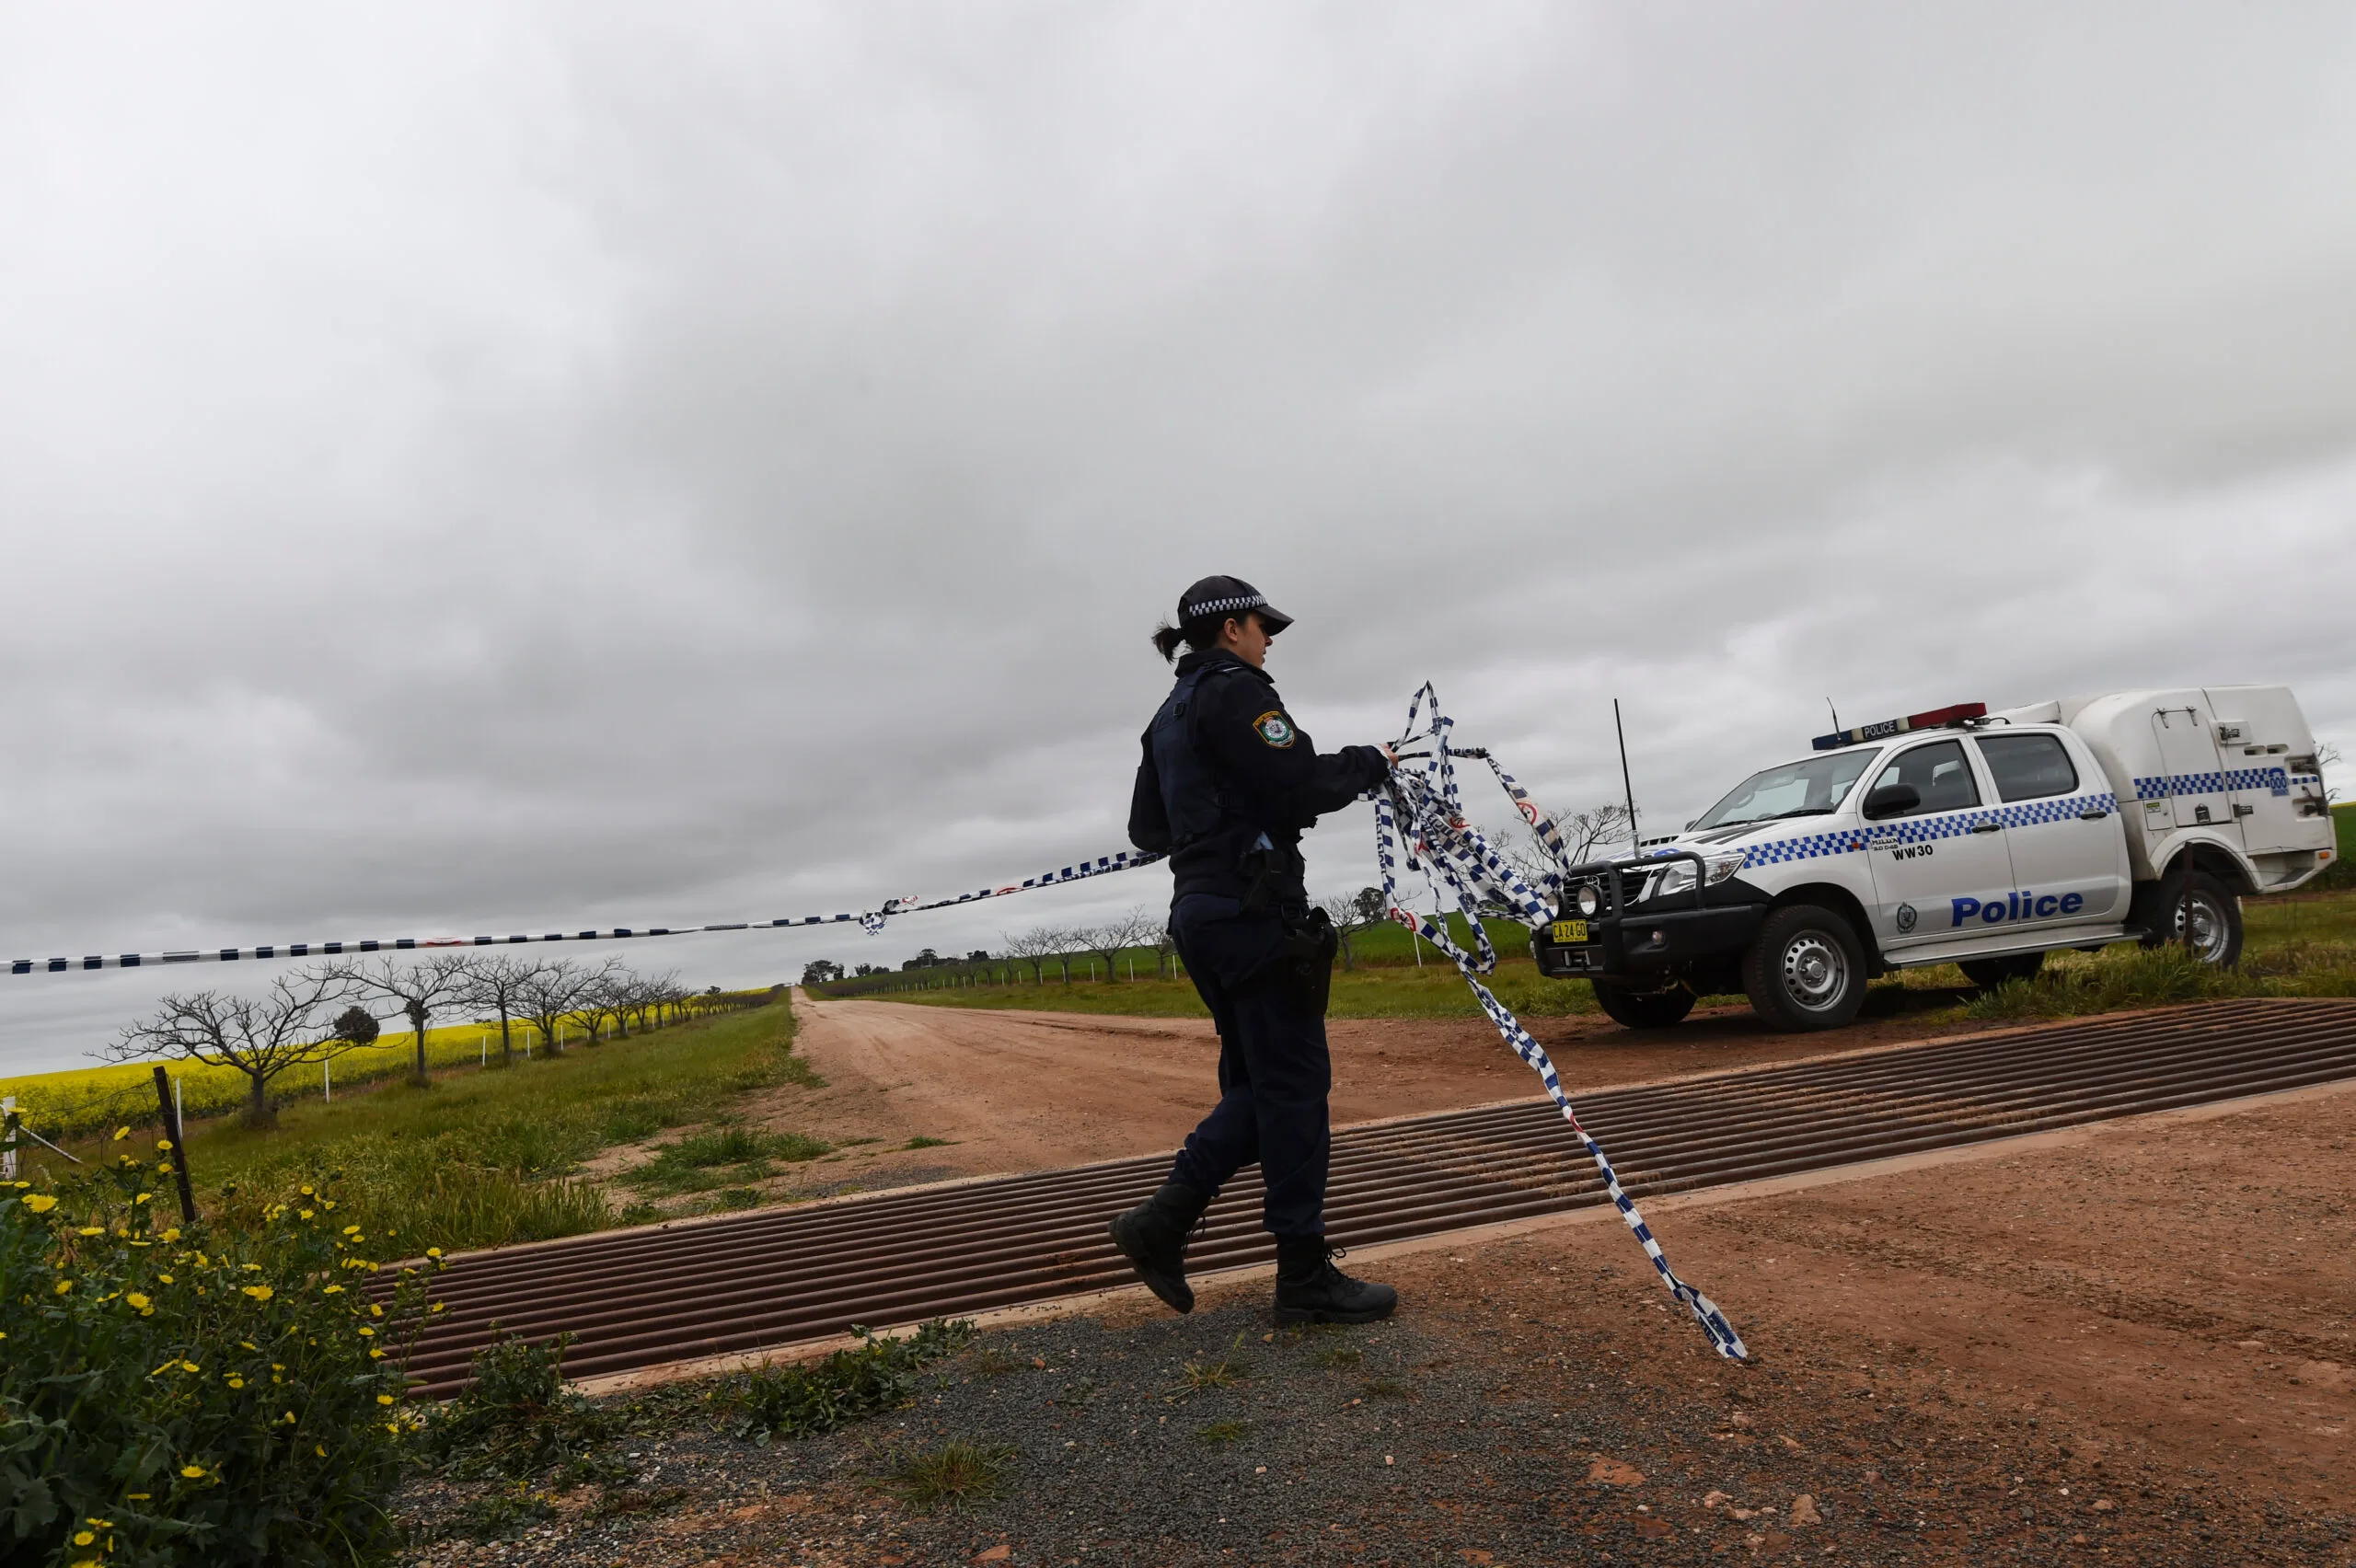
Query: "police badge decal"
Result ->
[[1895, 902, 1918, 934], [1253, 710, 1297, 748]]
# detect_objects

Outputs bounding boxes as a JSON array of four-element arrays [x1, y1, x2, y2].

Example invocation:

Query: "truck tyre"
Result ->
[[1958, 952, 2045, 988], [1592, 982, 1696, 1030], [2135, 868, 2245, 968], [1742, 904, 1867, 1032]]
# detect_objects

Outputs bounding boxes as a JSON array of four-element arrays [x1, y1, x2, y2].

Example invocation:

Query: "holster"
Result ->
[[1279, 905, 1339, 1016]]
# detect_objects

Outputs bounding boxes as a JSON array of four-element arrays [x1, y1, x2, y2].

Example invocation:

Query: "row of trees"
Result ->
[[107, 953, 740, 1129], [803, 889, 1421, 999]]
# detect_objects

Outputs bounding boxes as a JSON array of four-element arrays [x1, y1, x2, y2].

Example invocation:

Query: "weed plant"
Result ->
[[0, 1151, 433, 1567], [715, 1320, 976, 1443], [419, 1331, 624, 1482], [883, 1439, 1014, 1510], [1195, 1419, 1250, 1446], [622, 1125, 830, 1197], [1169, 1334, 1253, 1395]]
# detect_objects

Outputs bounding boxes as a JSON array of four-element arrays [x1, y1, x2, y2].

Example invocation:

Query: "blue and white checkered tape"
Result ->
[[1738, 792, 2120, 870], [2133, 767, 2316, 801]]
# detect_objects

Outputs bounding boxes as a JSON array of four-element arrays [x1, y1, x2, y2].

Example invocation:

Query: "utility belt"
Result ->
[[1238, 833, 1338, 1015]]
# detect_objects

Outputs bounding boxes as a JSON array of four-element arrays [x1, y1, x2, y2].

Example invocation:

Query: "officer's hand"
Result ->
[[1380, 744, 1399, 768]]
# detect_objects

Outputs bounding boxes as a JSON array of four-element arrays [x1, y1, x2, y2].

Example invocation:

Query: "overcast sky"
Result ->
[[4, 4, 2353, 1075]]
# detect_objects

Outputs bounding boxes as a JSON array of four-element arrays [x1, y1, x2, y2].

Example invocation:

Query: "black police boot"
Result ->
[[1109, 1181, 1211, 1314], [1272, 1237, 1399, 1325]]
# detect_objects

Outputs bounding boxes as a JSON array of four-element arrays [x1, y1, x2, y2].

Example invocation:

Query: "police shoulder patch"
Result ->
[[1253, 709, 1297, 748]]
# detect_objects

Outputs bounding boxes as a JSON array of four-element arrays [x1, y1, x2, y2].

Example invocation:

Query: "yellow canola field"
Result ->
[[2, 1020, 549, 1145]]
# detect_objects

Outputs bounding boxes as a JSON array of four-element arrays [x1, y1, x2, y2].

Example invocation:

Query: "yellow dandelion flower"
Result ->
[[73, 1531, 95, 1546], [225, 1377, 245, 1389], [431, 1302, 446, 1313], [53, 1280, 73, 1295], [355, 1325, 375, 1337], [134, 1192, 152, 1205], [21, 1194, 56, 1214], [298, 1209, 315, 1221], [112, 1126, 130, 1141], [281, 1411, 295, 1424], [180, 1361, 201, 1373], [77, 1226, 104, 1237], [161, 1228, 179, 1242], [156, 1137, 173, 1151], [369, 1304, 383, 1318], [322, 1285, 343, 1295], [426, 1247, 444, 1259], [158, 1273, 174, 1284], [367, 1348, 386, 1360], [179, 1464, 205, 1479], [315, 1444, 328, 1457], [375, 1394, 396, 1406], [124, 1293, 151, 1311], [321, 1198, 337, 1209], [341, 1225, 360, 1236], [240, 1285, 274, 1303]]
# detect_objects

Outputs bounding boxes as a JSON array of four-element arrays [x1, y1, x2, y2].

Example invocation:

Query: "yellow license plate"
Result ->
[[1551, 920, 1590, 944]]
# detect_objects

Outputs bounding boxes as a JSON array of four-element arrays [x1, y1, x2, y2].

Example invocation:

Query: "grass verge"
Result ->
[[156, 996, 818, 1254]]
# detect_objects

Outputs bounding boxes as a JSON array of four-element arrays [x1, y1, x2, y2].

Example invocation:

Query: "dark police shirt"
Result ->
[[1127, 650, 1392, 901]]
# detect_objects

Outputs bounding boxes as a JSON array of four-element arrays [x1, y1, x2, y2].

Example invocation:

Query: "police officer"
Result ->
[[1110, 576, 1400, 1324]]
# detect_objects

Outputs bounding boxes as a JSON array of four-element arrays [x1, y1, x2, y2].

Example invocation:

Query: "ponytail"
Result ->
[[1149, 613, 1233, 664]]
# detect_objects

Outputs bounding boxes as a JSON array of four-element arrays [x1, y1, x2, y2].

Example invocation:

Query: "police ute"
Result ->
[[1530, 686, 2336, 1032]]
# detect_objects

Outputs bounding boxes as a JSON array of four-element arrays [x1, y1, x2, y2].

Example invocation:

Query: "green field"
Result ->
[[5, 995, 812, 1255], [0, 1016, 584, 1147]]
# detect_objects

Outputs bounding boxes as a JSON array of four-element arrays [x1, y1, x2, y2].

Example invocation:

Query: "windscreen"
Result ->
[[1692, 749, 1879, 830]]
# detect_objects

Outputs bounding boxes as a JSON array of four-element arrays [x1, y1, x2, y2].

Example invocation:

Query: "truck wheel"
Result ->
[[1958, 952, 2045, 988], [2136, 868, 2245, 967], [1742, 905, 1867, 1032], [1592, 983, 1696, 1030]]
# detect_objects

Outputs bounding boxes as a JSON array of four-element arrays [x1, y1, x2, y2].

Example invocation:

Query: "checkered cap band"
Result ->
[[1183, 592, 1266, 618]]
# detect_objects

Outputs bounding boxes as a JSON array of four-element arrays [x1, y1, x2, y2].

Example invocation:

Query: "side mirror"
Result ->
[[1863, 782, 1920, 821]]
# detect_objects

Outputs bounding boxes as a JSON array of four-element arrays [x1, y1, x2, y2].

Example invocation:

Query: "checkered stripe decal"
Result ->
[[1737, 791, 2120, 871], [2132, 767, 2315, 801]]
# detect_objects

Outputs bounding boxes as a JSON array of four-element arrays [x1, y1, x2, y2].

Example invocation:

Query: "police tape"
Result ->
[[6, 850, 1166, 976], [1373, 683, 1749, 1363]]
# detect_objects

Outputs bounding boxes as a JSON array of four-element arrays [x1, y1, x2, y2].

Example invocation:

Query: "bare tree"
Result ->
[[107, 966, 364, 1129], [458, 953, 548, 1067], [999, 928, 1057, 985], [1153, 922, 1180, 980], [516, 958, 595, 1055], [335, 952, 480, 1087], [1321, 887, 1390, 972], [570, 962, 632, 1043], [1073, 910, 1160, 982]]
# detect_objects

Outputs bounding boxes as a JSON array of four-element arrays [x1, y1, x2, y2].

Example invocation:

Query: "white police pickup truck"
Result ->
[[1530, 687, 2335, 1032]]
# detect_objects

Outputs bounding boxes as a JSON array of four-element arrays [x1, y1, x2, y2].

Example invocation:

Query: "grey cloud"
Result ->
[[3, 4, 2354, 1071]]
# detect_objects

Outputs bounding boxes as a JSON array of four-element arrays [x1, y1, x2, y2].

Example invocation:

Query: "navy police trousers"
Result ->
[[1165, 893, 1331, 1239]]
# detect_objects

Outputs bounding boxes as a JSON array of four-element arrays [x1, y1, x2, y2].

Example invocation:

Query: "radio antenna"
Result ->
[[1827, 697, 1841, 731], [1613, 698, 1640, 852]]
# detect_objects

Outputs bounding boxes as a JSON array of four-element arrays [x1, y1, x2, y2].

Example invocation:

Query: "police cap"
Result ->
[[1178, 575, 1294, 635]]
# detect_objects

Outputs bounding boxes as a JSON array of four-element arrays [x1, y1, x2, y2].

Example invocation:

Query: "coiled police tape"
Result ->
[[6, 850, 1165, 975], [1373, 684, 1749, 1363]]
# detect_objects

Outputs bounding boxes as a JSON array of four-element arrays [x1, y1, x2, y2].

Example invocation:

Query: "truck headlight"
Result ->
[[1653, 854, 1747, 898], [1574, 882, 1601, 917]]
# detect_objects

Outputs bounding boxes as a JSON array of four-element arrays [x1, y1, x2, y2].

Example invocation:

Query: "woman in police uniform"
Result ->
[[1111, 576, 1399, 1323]]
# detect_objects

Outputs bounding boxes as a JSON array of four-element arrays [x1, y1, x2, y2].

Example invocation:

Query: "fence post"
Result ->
[[2, 1095, 14, 1182], [324, 1058, 332, 1104], [151, 1066, 196, 1225]]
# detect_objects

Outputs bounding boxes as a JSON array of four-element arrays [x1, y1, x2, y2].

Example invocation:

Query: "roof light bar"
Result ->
[[1811, 701, 1987, 751]]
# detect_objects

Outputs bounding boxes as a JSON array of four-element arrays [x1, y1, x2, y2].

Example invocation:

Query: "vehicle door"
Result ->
[[2149, 706, 2244, 845], [1861, 737, 2015, 952], [1972, 730, 2130, 927]]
